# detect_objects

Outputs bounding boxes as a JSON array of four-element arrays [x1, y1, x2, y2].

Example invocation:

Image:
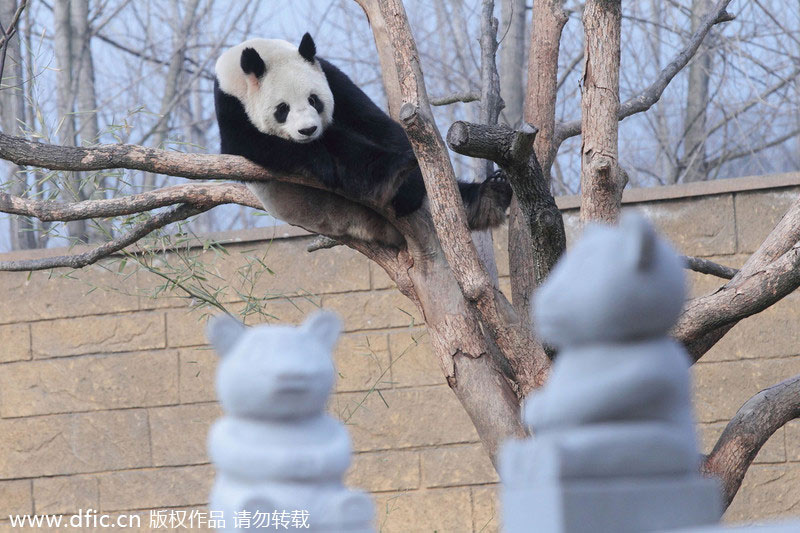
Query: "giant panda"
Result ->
[[214, 33, 512, 246]]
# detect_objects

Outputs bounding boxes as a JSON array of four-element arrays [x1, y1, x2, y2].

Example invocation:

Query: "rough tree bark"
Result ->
[[579, 0, 623, 224], [702, 374, 800, 507], [509, 0, 569, 321], [356, 0, 554, 459]]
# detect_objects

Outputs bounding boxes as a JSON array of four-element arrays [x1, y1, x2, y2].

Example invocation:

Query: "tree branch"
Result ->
[[0, 0, 28, 82], [0, 203, 211, 271], [556, 0, 735, 143], [703, 374, 800, 508], [0, 131, 407, 280], [682, 255, 738, 279], [430, 91, 480, 106], [357, 0, 549, 395], [0, 132, 319, 184], [579, 0, 623, 223], [676, 241, 800, 359], [0, 182, 261, 221], [676, 194, 800, 359], [512, 0, 569, 323]]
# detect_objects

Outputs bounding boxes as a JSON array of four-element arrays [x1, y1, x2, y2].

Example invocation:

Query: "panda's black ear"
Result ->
[[298, 33, 316, 63], [240, 47, 267, 79]]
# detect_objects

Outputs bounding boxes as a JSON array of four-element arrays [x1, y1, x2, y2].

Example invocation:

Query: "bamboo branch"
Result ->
[[0, 203, 211, 271]]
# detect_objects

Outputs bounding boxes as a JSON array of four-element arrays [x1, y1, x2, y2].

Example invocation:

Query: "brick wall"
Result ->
[[0, 173, 798, 531]]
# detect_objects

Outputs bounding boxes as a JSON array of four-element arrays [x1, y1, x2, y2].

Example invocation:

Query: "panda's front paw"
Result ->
[[481, 170, 513, 209]]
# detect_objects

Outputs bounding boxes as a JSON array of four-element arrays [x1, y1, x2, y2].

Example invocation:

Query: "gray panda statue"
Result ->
[[214, 33, 512, 246]]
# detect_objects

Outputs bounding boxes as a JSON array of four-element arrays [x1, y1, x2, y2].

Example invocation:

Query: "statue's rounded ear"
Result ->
[[206, 314, 246, 357], [299, 33, 316, 63], [301, 310, 342, 349], [621, 212, 658, 272]]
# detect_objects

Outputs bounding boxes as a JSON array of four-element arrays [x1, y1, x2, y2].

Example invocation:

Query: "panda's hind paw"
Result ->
[[480, 170, 513, 209]]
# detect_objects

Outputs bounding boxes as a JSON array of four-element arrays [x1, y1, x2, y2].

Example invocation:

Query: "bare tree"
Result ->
[[0, 0, 798, 511], [0, 0, 33, 249], [682, 0, 714, 182]]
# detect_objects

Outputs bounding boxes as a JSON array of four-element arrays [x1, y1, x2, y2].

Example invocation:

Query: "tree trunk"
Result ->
[[499, 0, 527, 128], [402, 222, 525, 460], [511, 0, 569, 320], [22, 2, 48, 247], [54, 0, 88, 241], [143, 0, 201, 190], [71, 0, 110, 241], [681, 0, 713, 182], [1, 0, 35, 250], [579, 0, 623, 224]]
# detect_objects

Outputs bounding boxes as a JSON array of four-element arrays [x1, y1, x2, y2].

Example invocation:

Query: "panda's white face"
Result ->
[[215, 36, 334, 144]]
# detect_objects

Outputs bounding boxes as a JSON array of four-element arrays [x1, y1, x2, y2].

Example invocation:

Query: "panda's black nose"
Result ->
[[299, 126, 318, 137]]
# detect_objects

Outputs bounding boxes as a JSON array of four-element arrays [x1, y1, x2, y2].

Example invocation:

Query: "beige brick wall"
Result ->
[[0, 174, 798, 531]]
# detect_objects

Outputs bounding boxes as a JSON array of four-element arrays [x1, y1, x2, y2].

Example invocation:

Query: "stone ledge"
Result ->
[[556, 172, 800, 210]]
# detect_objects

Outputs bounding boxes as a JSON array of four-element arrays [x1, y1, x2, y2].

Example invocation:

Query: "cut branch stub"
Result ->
[[447, 121, 566, 291], [447, 121, 536, 167], [682, 255, 738, 280]]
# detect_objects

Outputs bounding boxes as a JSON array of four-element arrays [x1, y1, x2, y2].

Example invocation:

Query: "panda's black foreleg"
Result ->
[[458, 170, 513, 230], [391, 168, 427, 217]]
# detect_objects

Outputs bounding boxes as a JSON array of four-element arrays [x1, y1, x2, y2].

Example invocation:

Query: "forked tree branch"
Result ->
[[556, 0, 735, 143], [447, 121, 566, 303], [680, 241, 800, 338], [703, 374, 800, 509], [356, 0, 550, 395], [511, 0, 570, 324]]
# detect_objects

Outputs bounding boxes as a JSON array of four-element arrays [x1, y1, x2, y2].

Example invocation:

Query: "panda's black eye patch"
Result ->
[[308, 94, 324, 114], [274, 102, 290, 123]]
